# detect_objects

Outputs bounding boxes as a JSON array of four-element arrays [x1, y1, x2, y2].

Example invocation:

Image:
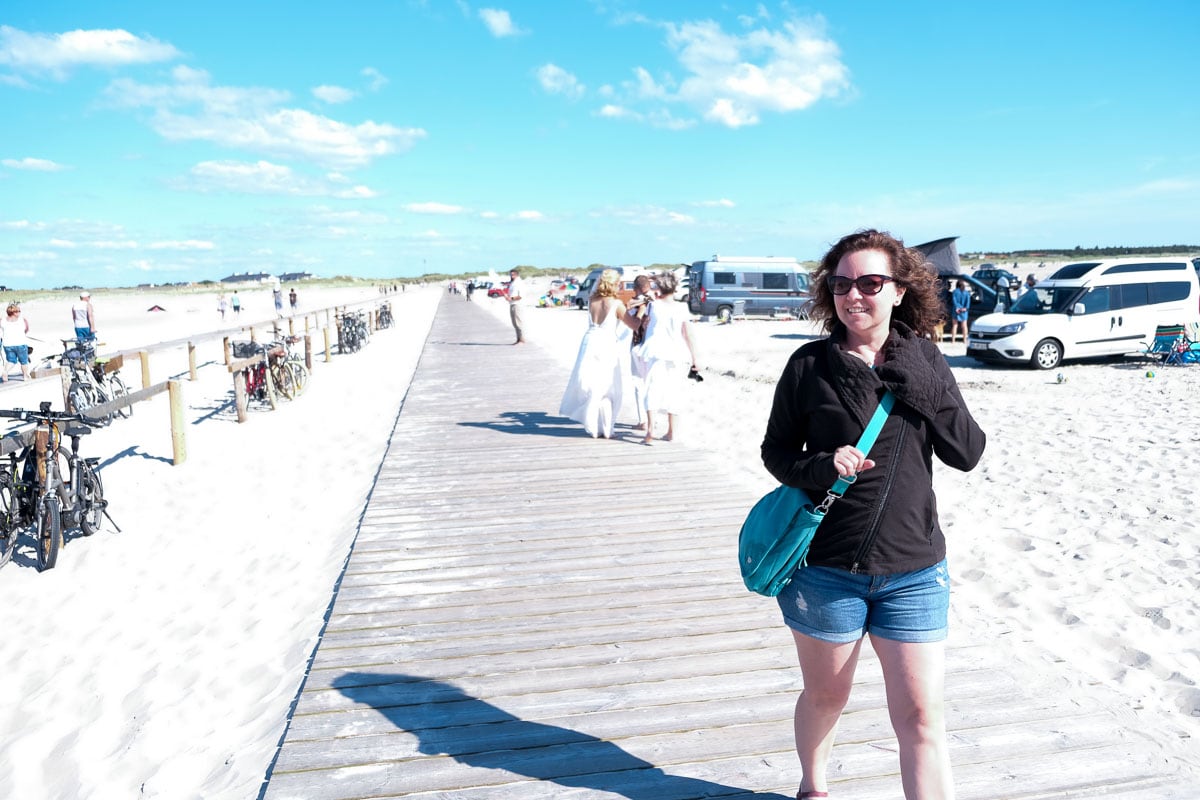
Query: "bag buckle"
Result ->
[[816, 473, 857, 515]]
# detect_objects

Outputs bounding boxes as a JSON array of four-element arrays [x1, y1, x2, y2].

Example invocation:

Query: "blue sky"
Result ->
[[1, 1, 1197, 289]]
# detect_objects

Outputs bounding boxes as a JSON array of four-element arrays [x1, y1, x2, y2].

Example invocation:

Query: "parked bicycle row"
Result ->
[[0, 402, 118, 572]]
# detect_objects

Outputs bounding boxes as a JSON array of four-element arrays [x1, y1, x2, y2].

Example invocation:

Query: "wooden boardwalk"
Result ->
[[262, 294, 1192, 799]]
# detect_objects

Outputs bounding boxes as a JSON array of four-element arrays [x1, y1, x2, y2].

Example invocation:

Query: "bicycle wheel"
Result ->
[[271, 362, 295, 400], [109, 374, 132, 419], [287, 360, 309, 397], [78, 462, 105, 536], [36, 495, 62, 572], [67, 381, 97, 418], [0, 473, 16, 561]]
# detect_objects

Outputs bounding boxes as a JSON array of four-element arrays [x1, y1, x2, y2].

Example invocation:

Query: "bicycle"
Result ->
[[0, 402, 118, 571], [270, 336, 309, 399], [60, 339, 132, 426], [377, 302, 394, 329], [338, 311, 369, 354]]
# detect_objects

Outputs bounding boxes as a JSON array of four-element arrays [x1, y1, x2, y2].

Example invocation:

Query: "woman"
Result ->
[[950, 279, 971, 343], [623, 273, 655, 432], [761, 229, 985, 799], [632, 271, 696, 445], [559, 269, 629, 438], [1, 303, 32, 382]]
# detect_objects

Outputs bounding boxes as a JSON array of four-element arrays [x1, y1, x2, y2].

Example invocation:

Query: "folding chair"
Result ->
[[1143, 324, 1187, 362], [1164, 327, 1200, 366]]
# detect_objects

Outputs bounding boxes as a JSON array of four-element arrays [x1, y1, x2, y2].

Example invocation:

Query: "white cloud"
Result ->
[[361, 67, 388, 92], [183, 159, 379, 197], [515, 210, 544, 221], [0, 25, 180, 79], [536, 64, 585, 100], [694, 198, 735, 208], [0, 219, 46, 230], [2, 157, 68, 171], [584, 15, 849, 129], [147, 240, 214, 250], [105, 69, 426, 169], [92, 240, 139, 249], [479, 210, 500, 219], [667, 18, 850, 127], [313, 84, 356, 104], [479, 9, 525, 37], [405, 202, 466, 215], [49, 238, 78, 248]]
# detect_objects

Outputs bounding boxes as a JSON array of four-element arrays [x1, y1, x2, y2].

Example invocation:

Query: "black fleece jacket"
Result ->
[[761, 322, 986, 575]]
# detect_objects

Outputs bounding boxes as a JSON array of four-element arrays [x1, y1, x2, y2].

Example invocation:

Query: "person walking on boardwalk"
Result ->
[[559, 268, 629, 438], [507, 268, 526, 344], [289, 287, 298, 313], [1, 303, 33, 382], [218, 292, 228, 320], [760, 229, 985, 800], [231, 291, 241, 317], [621, 273, 655, 431], [71, 291, 97, 342], [633, 270, 696, 445]]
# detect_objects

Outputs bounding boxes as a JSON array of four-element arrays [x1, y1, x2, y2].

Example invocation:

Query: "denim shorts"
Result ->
[[776, 559, 950, 644], [4, 345, 29, 365]]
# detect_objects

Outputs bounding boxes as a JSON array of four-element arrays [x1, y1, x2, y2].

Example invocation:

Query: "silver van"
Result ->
[[686, 255, 811, 321]]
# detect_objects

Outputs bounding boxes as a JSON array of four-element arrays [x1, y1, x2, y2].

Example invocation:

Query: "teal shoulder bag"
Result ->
[[739, 391, 895, 597]]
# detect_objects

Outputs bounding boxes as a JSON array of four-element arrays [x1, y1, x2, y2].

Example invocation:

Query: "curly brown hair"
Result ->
[[808, 229, 944, 336]]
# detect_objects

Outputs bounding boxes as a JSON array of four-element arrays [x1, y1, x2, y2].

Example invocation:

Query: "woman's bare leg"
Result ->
[[871, 636, 954, 799], [791, 630, 863, 795]]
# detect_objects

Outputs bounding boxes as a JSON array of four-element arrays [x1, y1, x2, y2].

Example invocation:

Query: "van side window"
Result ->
[[796, 273, 811, 291], [1148, 281, 1191, 304], [1080, 286, 1111, 313], [1114, 283, 1149, 309], [713, 272, 736, 285], [762, 273, 788, 290]]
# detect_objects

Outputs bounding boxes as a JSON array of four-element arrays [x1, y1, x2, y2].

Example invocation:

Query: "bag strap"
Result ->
[[815, 390, 896, 514]]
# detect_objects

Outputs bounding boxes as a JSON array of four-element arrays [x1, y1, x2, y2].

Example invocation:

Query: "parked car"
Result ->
[[971, 265, 1019, 290], [967, 257, 1200, 369], [937, 274, 1000, 326], [488, 282, 509, 298]]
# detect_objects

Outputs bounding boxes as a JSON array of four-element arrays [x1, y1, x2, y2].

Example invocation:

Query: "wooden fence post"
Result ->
[[223, 337, 231, 366], [304, 334, 313, 371], [187, 342, 197, 381], [233, 371, 248, 423], [139, 351, 151, 390], [323, 327, 333, 363], [60, 366, 72, 411], [168, 379, 186, 465], [288, 318, 294, 336]]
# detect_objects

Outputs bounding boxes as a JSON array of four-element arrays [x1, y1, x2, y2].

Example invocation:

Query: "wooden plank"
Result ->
[[261, 293, 1198, 799]]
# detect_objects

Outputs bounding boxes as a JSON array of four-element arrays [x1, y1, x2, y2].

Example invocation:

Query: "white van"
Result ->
[[967, 257, 1200, 369]]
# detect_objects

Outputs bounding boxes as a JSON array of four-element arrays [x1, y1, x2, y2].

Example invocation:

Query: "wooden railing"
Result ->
[[0, 297, 392, 465]]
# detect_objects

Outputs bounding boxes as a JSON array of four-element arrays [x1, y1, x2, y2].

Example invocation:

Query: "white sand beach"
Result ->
[[0, 277, 1196, 798]]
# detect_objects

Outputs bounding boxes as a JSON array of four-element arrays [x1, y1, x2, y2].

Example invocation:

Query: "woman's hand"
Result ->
[[832, 445, 875, 477]]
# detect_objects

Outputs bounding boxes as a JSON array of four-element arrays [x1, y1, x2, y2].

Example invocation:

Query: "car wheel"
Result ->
[[1031, 338, 1062, 370], [716, 305, 733, 323]]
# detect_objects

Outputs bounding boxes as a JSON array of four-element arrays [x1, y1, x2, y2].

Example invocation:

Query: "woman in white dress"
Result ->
[[559, 269, 629, 438], [636, 271, 697, 445]]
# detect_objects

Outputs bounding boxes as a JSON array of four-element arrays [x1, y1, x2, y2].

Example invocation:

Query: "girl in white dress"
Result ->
[[635, 271, 697, 444], [559, 269, 630, 438]]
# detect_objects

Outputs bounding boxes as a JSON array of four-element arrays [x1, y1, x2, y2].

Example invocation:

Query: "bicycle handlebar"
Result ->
[[0, 401, 87, 423]]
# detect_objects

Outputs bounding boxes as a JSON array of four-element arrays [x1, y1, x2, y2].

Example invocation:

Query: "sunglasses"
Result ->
[[826, 274, 896, 296]]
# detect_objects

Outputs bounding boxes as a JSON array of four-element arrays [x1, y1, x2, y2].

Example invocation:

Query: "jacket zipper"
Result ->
[[850, 422, 905, 574]]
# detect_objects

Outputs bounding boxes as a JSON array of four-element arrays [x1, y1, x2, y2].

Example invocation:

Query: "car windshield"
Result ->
[[1009, 286, 1083, 314]]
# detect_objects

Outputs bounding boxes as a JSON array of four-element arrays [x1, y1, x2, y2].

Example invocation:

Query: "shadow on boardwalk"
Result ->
[[334, 673, 789, 800]]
